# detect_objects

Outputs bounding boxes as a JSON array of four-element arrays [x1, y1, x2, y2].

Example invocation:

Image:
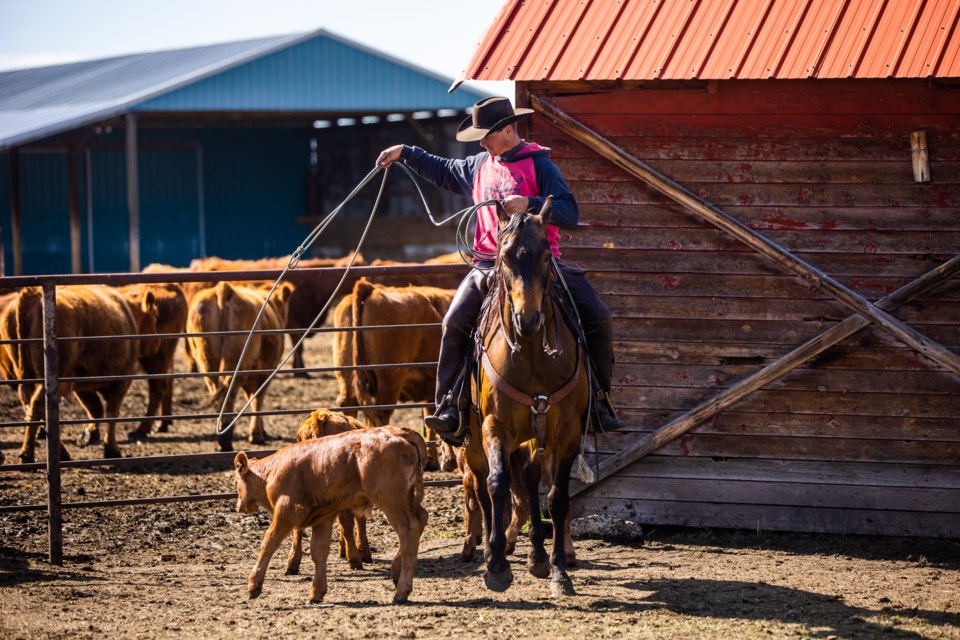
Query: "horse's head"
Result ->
[[495, 196, 554, 338]]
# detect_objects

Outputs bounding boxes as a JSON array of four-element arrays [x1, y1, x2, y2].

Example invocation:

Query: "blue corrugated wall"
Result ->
[[0, 126, 319, 274]]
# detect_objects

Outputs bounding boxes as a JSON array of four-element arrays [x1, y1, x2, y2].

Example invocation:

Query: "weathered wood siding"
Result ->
[[529, 79, 960, 537]]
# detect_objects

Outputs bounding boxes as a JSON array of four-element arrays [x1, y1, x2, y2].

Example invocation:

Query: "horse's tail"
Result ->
[[351, 278, 377, 400]]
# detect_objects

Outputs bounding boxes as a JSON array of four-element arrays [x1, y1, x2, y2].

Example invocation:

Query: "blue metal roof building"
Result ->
[[0, 29, 490, 274]]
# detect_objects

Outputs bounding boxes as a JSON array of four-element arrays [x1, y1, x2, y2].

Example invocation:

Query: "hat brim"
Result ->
[[456, 108, 534, 142]]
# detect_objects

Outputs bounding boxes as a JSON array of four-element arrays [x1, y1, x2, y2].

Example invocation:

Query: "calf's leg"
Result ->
[[309, 518, 334, 603], [248, 516, 293, 598], [380, 502, 427, 604], [337, 511, 363, 569], [285, 528, 304, 575]]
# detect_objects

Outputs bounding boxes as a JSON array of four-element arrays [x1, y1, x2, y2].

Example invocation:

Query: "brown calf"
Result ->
[[286, 409, 371, 574], [234, 426, 428, 604]]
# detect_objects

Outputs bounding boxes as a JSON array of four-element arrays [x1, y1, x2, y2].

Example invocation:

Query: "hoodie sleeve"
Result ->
[[399, 145, 484, 197], [529, 155, 579, 228]]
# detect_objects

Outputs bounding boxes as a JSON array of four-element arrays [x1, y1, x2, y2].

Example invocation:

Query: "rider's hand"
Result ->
[[501, 195, 529, 215], [377, 145, 404, 168]]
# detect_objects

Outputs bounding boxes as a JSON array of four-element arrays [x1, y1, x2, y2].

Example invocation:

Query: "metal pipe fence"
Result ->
[[0, 263, 466, 564]]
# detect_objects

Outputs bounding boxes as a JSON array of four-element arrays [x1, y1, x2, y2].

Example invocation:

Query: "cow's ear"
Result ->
[[234, 451, 249, 475], [495, 201, 510, 227], [279, 282, 295, 303], [141, 290, 156, 314], [535, 195, 553, 228]]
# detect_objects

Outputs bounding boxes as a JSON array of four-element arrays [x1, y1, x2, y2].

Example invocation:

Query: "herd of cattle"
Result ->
[[0, 251, 554, 602], [0, 252, 465, 463]]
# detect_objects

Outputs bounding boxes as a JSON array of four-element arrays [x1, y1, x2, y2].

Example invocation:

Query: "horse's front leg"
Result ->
[[474, 414, 514, 591], [547, 453, 576, 597]]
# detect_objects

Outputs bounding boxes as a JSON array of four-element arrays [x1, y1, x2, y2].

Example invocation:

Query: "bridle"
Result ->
[[477, 232, 583, 444]]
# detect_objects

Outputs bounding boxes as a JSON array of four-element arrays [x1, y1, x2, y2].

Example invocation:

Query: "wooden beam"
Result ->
[[572, 253, 960, 493], [68, 136, 82, 274], [125, 112, 140, 273], [530, 95, 960, 378], [9, 147, 22, 276]]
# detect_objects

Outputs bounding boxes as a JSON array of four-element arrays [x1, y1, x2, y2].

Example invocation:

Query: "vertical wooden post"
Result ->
[[10, 147, 22, 276], [68, 136, 82, 274], [126, 112, 140, 272], [42, 283, 63, 566], [911, 130, 930, 182]]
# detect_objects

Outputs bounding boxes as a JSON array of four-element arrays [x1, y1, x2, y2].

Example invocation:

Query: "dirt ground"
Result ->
[[0, 330, 958, 639]]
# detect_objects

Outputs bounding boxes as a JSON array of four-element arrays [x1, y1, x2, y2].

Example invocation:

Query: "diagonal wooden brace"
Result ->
[[531, 95, 960, 378], [571, 254, 960, 492]]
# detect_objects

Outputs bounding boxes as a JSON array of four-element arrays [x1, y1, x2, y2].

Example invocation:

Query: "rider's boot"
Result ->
[[424, 325, 471, 447], [587, 323, 625, 431]]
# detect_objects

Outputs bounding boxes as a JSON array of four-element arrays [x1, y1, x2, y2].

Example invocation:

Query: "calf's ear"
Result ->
[[234, 451, 249, 475]]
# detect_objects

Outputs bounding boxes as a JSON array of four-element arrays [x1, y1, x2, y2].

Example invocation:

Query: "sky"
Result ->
[[0, 0, 514, 98]]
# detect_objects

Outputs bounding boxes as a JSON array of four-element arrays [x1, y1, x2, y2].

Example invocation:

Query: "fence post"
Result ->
[[42, 283, 63, 565]]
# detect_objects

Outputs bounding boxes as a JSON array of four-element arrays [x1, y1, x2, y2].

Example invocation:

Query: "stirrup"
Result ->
[[424, 406, 467, 447]]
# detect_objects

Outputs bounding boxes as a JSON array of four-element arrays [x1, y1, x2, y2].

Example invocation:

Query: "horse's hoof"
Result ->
[[459, 546, 476, 562], [483, 566, 513, 593], [157, 423, 170, 433], [104, 447, 123, 459], [248, 585, 262, 599], [248, 433, 267, 445], [127, 429, 149, 443], [79, 429, 100, 447], [528, 553, 551, 579], [392, 591, 410, 605], [348, 559, 363, 571], [217, 438, 234, 453], [550, 573, 575, 598], [285, 563, 300, 576], [19, 452, 34, 464]]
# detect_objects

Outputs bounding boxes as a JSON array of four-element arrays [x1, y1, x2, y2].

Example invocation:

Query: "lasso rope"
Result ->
[[214, 161, 496, 438]]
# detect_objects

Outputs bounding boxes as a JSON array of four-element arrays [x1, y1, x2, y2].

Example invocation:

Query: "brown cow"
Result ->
[[334, 278, 457, 471], [369, 253, 465, 291], [117, 283, 188, 441], [3, 285, 159, 462], [186, 281, 294, 451], [286, 408, 371, 574], [190, 253, 364, 375], [234, 425, 429, 604]]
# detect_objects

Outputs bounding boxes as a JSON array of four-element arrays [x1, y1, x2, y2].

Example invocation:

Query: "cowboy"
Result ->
[[376, 96, 623, 446]]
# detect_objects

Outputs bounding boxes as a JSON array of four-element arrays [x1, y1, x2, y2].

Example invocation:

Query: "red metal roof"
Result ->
[[458, 0, 960, 84]]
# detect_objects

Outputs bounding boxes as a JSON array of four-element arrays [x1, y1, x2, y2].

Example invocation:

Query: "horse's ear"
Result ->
[[495, 201, 510, 227], [537, 195, 553, 227]]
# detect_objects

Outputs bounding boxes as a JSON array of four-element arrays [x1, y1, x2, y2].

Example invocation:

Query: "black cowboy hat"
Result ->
[[456, 96, 534, 142]]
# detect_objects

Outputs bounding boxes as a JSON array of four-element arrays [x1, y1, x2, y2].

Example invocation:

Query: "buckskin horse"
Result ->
[[464, 196, 590, 597]]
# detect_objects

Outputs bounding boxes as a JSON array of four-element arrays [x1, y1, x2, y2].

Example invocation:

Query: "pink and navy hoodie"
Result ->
[[399, 141, 579, 260]]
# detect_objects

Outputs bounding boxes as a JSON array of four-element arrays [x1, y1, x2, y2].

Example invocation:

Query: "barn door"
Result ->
[[86, 145, 203, 271]]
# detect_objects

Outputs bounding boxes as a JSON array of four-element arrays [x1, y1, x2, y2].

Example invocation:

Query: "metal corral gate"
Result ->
[[0, 263, 466, 564]]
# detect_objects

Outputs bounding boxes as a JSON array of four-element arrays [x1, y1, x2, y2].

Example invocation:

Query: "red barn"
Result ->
[[457, 0, 960, 537]]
